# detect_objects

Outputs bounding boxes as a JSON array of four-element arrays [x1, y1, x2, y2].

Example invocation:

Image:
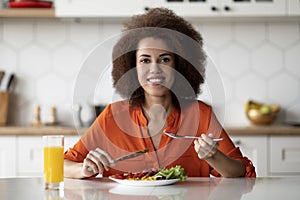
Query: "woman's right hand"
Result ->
[[82, 148, 115, 177]]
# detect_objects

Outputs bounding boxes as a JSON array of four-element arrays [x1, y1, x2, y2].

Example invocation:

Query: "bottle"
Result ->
[[46, 106, 58, 126], [31, 105, 43, 127]]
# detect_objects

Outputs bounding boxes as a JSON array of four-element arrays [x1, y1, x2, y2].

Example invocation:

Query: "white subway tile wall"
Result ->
[[0, 19, 299, 127]]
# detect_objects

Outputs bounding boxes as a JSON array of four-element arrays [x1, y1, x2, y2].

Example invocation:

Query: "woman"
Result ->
[[64, 8, 256, 178]]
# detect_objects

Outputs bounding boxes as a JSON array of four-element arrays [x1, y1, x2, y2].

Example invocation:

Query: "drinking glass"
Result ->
[[43, 135, 64, 189]]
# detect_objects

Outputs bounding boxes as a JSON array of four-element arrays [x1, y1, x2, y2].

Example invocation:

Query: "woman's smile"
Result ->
[[147, 76, 166, 85]]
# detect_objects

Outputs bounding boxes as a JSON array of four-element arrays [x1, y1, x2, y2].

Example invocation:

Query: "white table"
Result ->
[[0, 177, 299, 199]]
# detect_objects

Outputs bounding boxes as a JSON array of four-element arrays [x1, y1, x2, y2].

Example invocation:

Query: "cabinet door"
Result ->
[[16, 135, 80, 177], [221, 0, 286, 16], [17, 136, 43, 177], [56, 0, 150, 17], [0, 136, 16, 177], [155, 0, 285, 17], [154, 0, 221, 17], [231, 136, 268, 177], [288, 0, 300, 15], [270, 136, 300, 176]]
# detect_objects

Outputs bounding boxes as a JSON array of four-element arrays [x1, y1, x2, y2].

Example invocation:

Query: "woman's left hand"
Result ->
[[194, 133, 219, 160]]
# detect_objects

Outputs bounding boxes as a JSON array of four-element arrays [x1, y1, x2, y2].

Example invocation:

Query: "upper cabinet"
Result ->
[[54, 0, 299, 18], [152, 0, 220, 17], [221, 0, 285, 16], [154, 0, 286, 17], [55, 0, 151, 17], [288, 0, 300, 15]]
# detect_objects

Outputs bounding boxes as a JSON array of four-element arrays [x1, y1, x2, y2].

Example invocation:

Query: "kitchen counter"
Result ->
[[0, 126, 87, 136], [0, 125, 300, 136], [0, 177, 299, 199], [225, 125, 300, 135]]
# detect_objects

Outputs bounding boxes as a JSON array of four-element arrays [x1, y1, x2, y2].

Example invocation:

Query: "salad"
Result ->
[[111, 165, 187, 181]]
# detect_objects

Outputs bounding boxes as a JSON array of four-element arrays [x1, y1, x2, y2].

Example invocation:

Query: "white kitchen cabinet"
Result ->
[[220, 0, 286, 16], [17, 136, 43, 177], [16, 135, 80, 177], [155, 0, 286, 17], [269, 136, 300, 176], [287, 0, 300, 15], [0, 136, 16, 178], [231, 135, 268, 177], [55, 0, 151, 17], [55, 0, 298, 18], [154, 0, 220, 17]]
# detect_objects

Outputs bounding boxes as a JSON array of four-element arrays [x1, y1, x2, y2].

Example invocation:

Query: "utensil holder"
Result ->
[[0, 92, 9, 126]]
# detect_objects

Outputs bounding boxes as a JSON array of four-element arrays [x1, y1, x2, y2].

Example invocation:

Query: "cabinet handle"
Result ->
[[30, 150, 34, 161], [224, 6, 231, 11], [211, 6, 218, 11], [282, 149, 285, 161]]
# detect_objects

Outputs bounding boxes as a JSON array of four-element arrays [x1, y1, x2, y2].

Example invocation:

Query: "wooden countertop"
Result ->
[[0, 126, 87, 136], [225, 125, 300, 135], [0, 125, 300, 136]]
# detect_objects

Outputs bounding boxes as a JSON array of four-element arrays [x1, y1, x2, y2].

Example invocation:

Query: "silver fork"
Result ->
[[164, 132, 224, 141]]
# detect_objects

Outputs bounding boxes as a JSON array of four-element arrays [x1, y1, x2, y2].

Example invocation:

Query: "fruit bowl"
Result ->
[[244, 100, 280, 125], [246, 109, 277, 125]]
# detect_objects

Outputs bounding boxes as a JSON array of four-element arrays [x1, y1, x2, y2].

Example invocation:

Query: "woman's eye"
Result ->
[[140, 58, 150, 63], [160, 57, 170, 63]]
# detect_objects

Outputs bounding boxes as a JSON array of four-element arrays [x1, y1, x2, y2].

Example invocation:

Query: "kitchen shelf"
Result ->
[[0, 8, 55, 18]]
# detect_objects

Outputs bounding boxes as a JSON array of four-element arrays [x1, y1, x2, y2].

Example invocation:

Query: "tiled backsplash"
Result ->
[[0, 18, 299, 127]]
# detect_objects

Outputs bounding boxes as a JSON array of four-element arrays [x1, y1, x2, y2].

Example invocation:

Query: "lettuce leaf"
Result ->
[[151, 165, 187, 181]]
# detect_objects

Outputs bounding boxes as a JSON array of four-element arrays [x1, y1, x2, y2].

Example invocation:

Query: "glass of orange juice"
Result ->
[[43, 135, 64, 189]]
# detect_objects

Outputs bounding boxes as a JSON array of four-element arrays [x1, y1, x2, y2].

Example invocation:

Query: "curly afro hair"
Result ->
[[112, 7, 206, 107]]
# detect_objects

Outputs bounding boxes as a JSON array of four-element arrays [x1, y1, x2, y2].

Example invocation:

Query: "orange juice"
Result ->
[[44, 146, 64, 183]]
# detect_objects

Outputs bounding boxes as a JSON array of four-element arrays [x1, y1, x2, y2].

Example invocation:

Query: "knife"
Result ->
[[6, 73, 15, 92], [0, 71, 5, 89], [87, 148, 149, 172], [113, 148, 149, 163]]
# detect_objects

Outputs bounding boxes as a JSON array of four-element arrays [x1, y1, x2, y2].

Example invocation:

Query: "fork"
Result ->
[[164, 132, 224, 141]]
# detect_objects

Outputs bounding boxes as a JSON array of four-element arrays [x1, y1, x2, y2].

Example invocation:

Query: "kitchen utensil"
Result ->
[[87, 148, 149, 172], [164, 132, 224, 141], [0, 71, 5, 88], [6, 73, 15, 92], [113, 148, 149, 163]]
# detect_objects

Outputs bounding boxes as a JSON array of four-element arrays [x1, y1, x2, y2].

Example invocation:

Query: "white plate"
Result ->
[[109, 176, 180, 187]]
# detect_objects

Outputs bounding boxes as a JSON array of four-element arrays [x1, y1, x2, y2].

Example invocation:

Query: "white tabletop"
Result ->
[[0, 177, 299, 199]]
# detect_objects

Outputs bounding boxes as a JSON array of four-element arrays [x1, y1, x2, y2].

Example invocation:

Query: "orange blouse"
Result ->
[[64, 100, 256, 177]]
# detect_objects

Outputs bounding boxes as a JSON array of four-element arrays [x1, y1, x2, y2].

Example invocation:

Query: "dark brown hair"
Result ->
[[112, 8, 206, 107]]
